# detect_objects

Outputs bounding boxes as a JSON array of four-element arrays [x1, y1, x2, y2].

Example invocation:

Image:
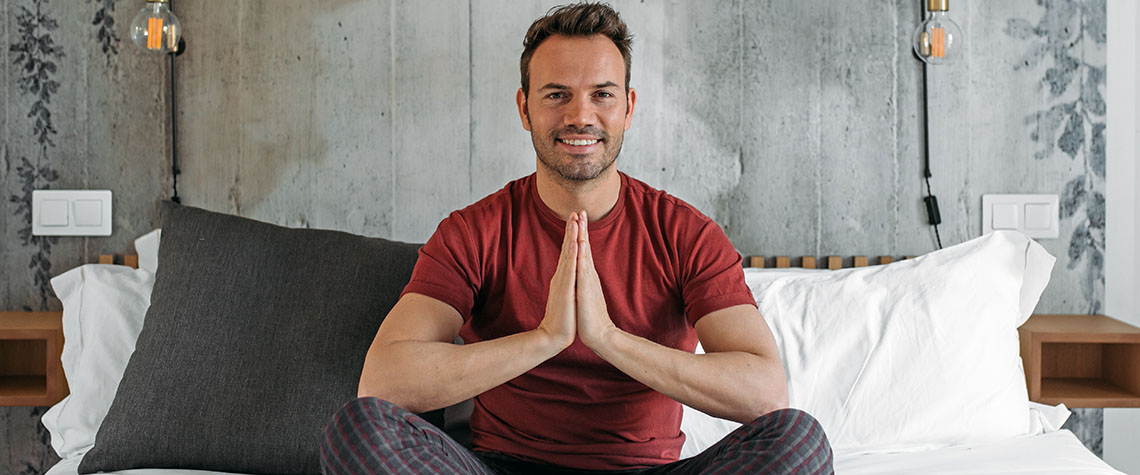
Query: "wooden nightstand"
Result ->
[[0, 311, 67, 406], [1019, 314, 1140, 408]]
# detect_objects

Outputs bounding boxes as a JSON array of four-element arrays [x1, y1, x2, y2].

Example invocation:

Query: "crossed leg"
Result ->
[[320, 397, 492, 475], [320, 398, 832, 475], [642, 408, 833, 475]]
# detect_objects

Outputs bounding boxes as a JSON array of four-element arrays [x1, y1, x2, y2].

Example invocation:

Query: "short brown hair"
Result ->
[[519, 2, 633, 97]]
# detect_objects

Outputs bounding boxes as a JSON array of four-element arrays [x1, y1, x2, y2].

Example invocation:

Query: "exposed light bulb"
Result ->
[[912, 0, 963, 65], [130, 0, 181, 54]]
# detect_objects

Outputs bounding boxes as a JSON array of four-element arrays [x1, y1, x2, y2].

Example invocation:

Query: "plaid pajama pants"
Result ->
[[320, 397, 833, 475]]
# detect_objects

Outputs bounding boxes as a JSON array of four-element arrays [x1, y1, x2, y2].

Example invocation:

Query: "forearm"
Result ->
[[590, 328, 788, 423], [358, 329, 564, 413]]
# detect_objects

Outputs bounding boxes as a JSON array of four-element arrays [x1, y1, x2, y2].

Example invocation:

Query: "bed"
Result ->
[[43, 430, 1120, 475], [41, 203, 1125, 474]]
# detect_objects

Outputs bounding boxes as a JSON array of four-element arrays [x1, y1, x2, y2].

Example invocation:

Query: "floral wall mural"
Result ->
[[9, 0, 63, 313], [1008, 0, 1106, 315], [89, 0, 120, 61]]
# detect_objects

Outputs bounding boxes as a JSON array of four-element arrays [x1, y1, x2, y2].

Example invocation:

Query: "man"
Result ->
[[321, 3, 832, 474]]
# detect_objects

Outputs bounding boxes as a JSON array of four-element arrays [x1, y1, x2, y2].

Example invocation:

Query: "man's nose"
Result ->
[[563, 96, 596, 128]]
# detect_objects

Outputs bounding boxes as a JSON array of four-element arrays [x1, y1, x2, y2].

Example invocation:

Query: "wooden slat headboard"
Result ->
[[99, 253, 917, 271], [98, 254, 139, 269], [745, 255, 919, 270]]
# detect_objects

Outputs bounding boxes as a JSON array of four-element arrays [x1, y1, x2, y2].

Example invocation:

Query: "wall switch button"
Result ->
[[1024, 203, 1052, 230], [73, 200, 104, 227], [992, 203, 1019, 229], [39, 199, 69, 227]]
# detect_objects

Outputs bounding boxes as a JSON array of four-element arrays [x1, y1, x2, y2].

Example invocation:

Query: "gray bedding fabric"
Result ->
[[79, 201, 436, 474]]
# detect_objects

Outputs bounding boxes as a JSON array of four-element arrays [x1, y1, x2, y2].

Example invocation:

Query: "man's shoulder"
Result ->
[[451, 173, 534, 221]]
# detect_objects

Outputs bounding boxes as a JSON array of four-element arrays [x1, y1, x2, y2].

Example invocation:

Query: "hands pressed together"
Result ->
[[536, 211, 620, 352]]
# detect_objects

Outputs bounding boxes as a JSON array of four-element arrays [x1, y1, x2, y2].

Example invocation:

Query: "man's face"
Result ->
[[516, 34, 636, 183]]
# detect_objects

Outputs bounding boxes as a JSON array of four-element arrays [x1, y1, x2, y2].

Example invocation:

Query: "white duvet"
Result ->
[[835, 430, 1123, 475]]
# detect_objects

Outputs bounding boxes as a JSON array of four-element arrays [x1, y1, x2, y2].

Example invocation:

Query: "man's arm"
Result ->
[[573, 211, 788, 423], [358, 216, 582, 413], [586, 305, 788, 424]]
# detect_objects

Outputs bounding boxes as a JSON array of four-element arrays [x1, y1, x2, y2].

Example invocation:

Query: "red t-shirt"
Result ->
[[401, 172, 755, 470]]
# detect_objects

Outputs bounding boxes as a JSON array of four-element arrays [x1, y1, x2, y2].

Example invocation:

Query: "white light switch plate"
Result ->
[[32, 190, 113, 236], [982, 194, 1059, 239]]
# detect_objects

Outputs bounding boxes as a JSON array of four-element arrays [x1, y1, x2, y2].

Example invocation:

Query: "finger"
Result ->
[[577, 210, 589, 244], [562, 215, 577, 255], [577, 236, 593, 277], [561, 219, 579, 275], [569, 220, 579, 261]]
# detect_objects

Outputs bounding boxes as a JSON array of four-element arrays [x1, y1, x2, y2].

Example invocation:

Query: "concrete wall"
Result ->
[[1, 0, 1115, 472], [177, 0, 1108, 316]]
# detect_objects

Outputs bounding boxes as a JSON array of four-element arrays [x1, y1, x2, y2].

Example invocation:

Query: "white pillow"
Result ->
[[680, 231, 1055, 456], [680, 268, 825, 458], [135, 228, 161, 274], [744, 266, 829, 290], [1028, 401, 1071, 434], [759, 231, 1053, 453], [42, 264, 154, 459], [743, 244, 1050, 326]]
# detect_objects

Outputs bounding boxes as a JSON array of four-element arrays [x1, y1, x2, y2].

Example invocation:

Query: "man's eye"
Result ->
[[596, 91, 614, 98], [548, 92, 565, 99]]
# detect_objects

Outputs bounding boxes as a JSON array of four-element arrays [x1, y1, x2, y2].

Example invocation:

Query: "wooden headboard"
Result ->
[[744, 255, 918, 270], [98, 253, 917, 271], [97, 254, 139, 269]]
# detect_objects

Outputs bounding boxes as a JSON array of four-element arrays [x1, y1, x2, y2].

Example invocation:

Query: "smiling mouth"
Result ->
[[557, 138, 600, 146]]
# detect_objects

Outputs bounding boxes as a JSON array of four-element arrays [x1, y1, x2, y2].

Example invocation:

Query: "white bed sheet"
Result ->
[[48, 430, 1122, 475], [834, 430, 1123, 475]]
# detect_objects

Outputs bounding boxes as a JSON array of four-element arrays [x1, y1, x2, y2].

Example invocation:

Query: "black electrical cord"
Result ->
[[924, 175, 943, 249], [919, 2, 943, 250], [169, 0, 182, 204], [169, 48, 180, 203]]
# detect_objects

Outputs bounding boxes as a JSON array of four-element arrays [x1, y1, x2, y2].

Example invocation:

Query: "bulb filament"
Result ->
[[148, 17, 164, 50], [932, 26, 946, 58]]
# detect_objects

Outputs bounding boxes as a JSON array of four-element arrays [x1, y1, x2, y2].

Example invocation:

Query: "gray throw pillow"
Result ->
[[79, 202, 438, 474]]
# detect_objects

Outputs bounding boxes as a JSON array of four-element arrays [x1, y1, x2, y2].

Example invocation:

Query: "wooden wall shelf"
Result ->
[[1019, 314, 1140, 408], [0, 311, 67, 406]]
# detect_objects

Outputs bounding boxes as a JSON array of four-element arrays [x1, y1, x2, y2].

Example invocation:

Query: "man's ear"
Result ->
[[516, 88, 532, 131], [624, 87, 637, 131]]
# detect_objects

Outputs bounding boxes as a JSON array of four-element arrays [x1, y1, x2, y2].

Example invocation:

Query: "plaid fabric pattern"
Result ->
[[321, 398, 833, 475], [639, 408, 834, 475], [321, 398, 492, 475]]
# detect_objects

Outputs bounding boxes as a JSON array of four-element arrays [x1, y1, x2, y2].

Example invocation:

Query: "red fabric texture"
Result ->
[[401, 172, 755, 470]]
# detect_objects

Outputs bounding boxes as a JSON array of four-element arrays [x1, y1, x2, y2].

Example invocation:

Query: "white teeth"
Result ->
[[560, 139, 599, 146]]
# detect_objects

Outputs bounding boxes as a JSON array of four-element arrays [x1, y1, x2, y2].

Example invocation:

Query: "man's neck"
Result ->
[[534, 165, 621, 222]]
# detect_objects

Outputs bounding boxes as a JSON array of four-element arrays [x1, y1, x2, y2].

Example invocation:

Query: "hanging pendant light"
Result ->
[[913, 0, 963, 65], [129, 0, 185, 203], [129, 0, 182, 54]]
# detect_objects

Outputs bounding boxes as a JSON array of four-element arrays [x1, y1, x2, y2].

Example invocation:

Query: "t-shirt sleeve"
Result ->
[[679, 220, 756, 326], [400, 211, 481, 321]]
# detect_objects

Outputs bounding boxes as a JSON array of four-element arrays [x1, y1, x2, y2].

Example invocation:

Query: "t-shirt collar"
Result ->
[[529, 172, 627, 231]]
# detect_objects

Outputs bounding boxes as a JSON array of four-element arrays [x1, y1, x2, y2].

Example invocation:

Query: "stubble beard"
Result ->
[[533, 126, 624, 184]]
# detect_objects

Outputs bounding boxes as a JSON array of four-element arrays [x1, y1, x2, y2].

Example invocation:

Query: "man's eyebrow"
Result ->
[[537, 81, 620, 91]]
